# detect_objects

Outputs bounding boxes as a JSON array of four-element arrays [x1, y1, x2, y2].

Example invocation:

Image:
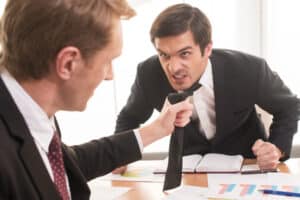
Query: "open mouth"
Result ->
[[172, 73, 188, 83]]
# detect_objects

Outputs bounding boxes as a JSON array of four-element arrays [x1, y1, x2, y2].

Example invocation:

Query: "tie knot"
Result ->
[[184, 81, 201, 94], [168, 82, 202, 104]]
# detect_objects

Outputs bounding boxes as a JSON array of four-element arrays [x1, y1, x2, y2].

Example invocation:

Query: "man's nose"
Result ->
[[168, 57, 181, 73]]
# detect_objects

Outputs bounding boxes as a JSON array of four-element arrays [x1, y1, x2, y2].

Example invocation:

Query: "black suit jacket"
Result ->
[[0, 78, 142, 200], [115, 49, 300, 159]]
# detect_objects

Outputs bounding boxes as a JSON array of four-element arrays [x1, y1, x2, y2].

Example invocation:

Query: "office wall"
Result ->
[[0, 0, 299, 153]]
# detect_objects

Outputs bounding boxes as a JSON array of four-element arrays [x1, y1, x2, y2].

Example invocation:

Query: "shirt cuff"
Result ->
[[133, 129, 144, 153]]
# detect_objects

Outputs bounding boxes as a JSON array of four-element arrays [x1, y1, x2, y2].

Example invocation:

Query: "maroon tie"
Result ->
[[48, 132, 70, 200]]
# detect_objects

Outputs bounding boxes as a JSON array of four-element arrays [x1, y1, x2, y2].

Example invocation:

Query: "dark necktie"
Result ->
[[48, 132, 70, 200], [163, 82, 201, 191]]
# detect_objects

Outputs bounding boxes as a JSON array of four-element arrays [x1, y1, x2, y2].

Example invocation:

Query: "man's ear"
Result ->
[[204, 42, 213, 57], [55, 46, 82, 80]]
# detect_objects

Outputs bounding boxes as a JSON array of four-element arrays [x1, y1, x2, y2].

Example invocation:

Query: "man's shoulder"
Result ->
[[138, 55, 160, 69], [211, 49, 264, 63], [136, 55, 164, 77], [134, 55, 170, 93]]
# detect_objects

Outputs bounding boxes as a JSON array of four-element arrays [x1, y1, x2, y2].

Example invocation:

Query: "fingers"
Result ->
[[256, 147, 280, 169], [174, 109, 192, 127], [252, 139, 264, 156], [156, 97, 193, 137], [171, 99, 193, 127], [112, 166, 127, 174], [170, 98, 193, 115], [140, 97, 193, 146], [252, 139, 281, 169]]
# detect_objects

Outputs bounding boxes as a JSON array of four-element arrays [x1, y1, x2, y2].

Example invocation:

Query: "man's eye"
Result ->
[[159, 53, 169, 59], [181, 51, 191, 57]]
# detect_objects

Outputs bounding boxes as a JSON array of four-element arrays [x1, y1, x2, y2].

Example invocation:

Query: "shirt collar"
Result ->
[[199, 59, 214, 90], [0, 70, 55, 153]]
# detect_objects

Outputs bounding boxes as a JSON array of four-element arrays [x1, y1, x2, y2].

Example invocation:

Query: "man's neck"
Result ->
[[19, 77, 58, 118]]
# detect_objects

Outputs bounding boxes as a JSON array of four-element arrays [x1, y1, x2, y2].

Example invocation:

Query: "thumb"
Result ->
[[252, 139, 264, 155], [171, 98, 193, 114]]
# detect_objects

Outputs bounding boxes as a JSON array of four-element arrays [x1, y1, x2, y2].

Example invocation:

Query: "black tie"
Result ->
[[163, 82, 201, 191]]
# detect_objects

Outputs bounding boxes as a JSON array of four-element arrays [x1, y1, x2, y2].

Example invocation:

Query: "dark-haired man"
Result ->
[[114, 3, 300, 173]]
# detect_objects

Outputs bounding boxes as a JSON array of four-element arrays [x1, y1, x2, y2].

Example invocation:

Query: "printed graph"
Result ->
[[217, 184, 300, 197]]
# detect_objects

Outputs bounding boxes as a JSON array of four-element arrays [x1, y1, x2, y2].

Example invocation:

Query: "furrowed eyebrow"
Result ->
[[157, 46, 193, 56], [156, 48, 167, 55], [177, 46, 193, 54]]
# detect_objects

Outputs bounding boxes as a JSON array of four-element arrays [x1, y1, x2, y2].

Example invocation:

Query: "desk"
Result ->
[[90, 158, 300, 200]]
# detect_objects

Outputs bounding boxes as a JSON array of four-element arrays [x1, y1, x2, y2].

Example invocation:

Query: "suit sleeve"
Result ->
[[256, 59, 300, 160], [68, 130, 142, 180], [114, 63, 155, 133]]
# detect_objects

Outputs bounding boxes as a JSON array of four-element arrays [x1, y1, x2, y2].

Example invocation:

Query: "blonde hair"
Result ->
[[0, 0, 135, 80]]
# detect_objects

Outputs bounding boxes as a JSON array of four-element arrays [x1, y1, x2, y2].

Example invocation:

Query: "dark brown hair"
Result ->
[[0, 0, 135, 80], [150, 3, 211, 55]]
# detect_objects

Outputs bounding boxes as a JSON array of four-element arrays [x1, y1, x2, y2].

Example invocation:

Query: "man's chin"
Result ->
[[170, 78, 193, 91], [172, 83, 191, 91], [65, 101, 88, 112]]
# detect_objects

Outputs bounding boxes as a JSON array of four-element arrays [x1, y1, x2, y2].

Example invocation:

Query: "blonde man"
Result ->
[[0, 0, 192, 199]]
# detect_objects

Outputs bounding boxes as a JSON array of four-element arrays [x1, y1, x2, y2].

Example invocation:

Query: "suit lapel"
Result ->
[[0, 78, 60, 200], [211, 53, 228, 136], [211, 51, 252, 144], [20, 139, 62, 200]]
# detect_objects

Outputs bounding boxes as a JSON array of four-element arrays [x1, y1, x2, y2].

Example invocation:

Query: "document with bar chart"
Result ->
[[207, 173, 300, 199]]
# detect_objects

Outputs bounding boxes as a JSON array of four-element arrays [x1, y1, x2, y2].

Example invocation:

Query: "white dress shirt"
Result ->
[[193, 60, 216, 140]]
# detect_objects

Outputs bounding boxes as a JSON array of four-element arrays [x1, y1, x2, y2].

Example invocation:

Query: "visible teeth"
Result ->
[[174, 74, 186, 79]]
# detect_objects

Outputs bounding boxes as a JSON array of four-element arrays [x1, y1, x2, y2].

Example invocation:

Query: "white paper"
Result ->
[[267, 172, 300, 185], [154, 154, 202, 173], [207, 173, 300, 200], [207, 173, 267, 199], [153, 156, 168, 173], [241, 164, 260, 172], [163, 185, 209, 200], [163, 186, 294, 200], [196, 153, 243, 172], [182, 154, 202, 172], [88, 179, 130, 200], [99, 160, 164, 182]]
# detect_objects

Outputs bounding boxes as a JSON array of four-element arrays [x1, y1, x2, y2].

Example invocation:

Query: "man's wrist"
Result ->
[[133, 129, 144, 152], [138, 122, 165, 147]]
